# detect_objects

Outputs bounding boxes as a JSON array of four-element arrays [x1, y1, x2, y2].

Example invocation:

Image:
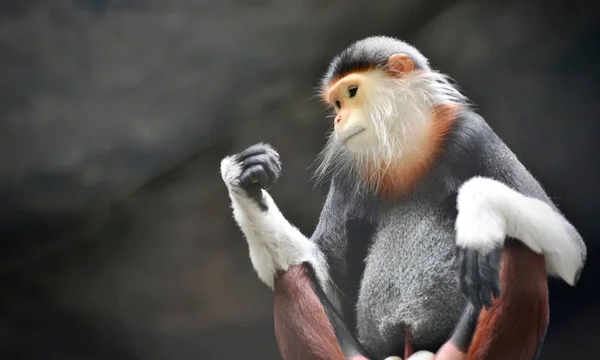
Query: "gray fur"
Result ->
[[309, 108, 559, 358], [358, 201, 464, 348], [222, 37, 582, 359], [309, 37, 563, 358], [321, 36, 431, 89]]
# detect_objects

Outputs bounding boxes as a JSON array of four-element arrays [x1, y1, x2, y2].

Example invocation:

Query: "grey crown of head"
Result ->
[[321, 36, 431, 88]]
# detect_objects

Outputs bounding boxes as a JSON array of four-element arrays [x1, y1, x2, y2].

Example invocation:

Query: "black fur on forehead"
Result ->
[[321, 36, 430, 87]]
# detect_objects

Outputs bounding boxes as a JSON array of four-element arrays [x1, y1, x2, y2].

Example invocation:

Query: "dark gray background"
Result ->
[[0, 0, 598, 359]]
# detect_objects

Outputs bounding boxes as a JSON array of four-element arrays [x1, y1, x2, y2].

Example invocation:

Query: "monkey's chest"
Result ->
[[343, 203, 465, 357]]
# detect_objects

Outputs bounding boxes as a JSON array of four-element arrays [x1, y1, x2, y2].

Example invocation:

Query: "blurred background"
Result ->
[[0, 0, 598, 359]]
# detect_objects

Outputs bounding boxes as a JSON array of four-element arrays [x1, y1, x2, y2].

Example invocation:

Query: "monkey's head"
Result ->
[[315, 36, 468, 194]]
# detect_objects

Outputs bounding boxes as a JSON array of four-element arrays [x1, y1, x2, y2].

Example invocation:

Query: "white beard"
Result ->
[[314, 68, 468, 195]]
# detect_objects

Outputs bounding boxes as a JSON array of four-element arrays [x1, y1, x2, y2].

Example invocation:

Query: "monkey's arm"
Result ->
[[220, 143, 368, 360], [447, 176, 584, 360], [221, 167, 328, 289], [455, 176, 586, 287]]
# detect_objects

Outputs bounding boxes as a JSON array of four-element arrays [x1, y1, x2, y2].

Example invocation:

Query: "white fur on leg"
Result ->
[[407, 351, 436, 360], [220, 156, 329, 290], [383, 351, 436, 360], [455, 176, 587, 285]]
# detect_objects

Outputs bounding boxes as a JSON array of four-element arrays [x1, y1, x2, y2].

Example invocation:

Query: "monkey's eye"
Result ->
[[348, 86, 358, 98], [334, 100, 341, 108]]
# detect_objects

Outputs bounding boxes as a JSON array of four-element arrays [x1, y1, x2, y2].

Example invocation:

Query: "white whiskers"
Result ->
[[313, 68, 469, 195]]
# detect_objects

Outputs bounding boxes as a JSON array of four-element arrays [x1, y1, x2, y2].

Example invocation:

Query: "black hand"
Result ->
[[234, 143, 282, 209], [457, 246, 502, 310]]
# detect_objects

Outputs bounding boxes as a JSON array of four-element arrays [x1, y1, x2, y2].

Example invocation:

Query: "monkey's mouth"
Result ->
[[341, 128, 366, 143]]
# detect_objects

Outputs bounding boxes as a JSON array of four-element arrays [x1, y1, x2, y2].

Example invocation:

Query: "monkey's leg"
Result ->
[[464, 240, 549, 360], [454, 178, 568, 359], [404, 329, 413, 359], [386, 307, 476, 360], [274, 262, 369, 360], [430, 303, 479, 360]]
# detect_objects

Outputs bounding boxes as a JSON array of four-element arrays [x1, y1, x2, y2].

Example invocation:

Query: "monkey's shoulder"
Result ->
[[437, 108, 552, 203]]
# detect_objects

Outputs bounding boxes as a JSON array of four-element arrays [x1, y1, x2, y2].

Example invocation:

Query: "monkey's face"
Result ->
[[324, 53, 427, 154], [327, 72, 377, 151], [315, 46, 468, 190]]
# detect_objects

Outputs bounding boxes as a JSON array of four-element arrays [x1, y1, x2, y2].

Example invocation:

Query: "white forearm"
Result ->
[[229, 190, 326, 288], [455, 176, 586, 285], [226, 186, 328, 290], [220, 146, 330, 290]]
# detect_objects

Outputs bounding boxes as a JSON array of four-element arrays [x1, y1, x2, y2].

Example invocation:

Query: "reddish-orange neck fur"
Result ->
[[363, 103, 459, 199]]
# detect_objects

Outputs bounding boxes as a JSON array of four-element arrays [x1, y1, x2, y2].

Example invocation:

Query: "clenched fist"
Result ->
[[220, 143, 282, 210]]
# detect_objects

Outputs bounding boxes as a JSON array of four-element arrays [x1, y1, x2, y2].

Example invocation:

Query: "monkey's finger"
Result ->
[[489, 251, 502, 299], [237, 144, 272, 162], [465, 251, 482, 310], [240, 143, 280, 163], [477, 253, 494, 309], [242, 156, 278, 187], [261, 149, 282, 176], [237, 149, 265, 162], [241, 150, 281, 180], [489, 248, 504, 298], [491, 276, 501, 300], [271, 155, 282, 174], [240, 165, 269, 189], [457, 249, 468, 297]]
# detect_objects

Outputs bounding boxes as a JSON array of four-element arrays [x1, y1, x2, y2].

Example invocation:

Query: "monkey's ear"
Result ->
[[387, 54, 415, 76]]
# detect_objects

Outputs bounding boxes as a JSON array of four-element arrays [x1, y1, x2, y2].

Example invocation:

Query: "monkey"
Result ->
[[219, 36, 586, 360]]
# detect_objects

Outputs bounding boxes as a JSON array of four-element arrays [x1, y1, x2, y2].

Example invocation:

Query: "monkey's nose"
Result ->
[[335, 115, 342, 124]]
